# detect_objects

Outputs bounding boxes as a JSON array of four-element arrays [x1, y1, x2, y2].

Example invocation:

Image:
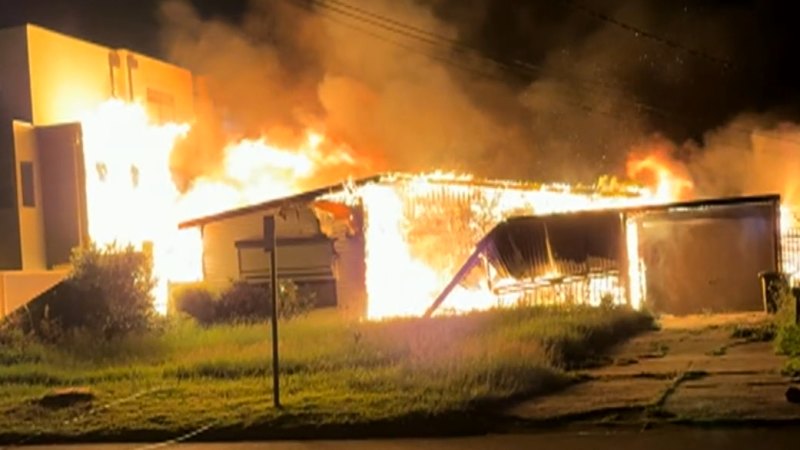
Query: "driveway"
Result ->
[[506, 312, 800, 423]]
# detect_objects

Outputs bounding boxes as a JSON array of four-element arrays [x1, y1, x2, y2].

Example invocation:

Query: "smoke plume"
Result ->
[[630, 117, 800, 206], [160, 0, 800, 192], [161, 0, 528, 188]]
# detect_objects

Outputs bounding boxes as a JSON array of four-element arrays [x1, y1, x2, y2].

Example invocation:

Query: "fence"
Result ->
[[782, 209, 800, 287]]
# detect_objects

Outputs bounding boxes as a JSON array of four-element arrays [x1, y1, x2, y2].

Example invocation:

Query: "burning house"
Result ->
[[177, 173, 648, 319], [430, 194, 784, 317], [1, 25, 798, 321], [178, 173, 790, 319]]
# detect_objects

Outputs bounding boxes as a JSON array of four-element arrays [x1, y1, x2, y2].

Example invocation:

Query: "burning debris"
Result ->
[[317, 173, 660, 319]]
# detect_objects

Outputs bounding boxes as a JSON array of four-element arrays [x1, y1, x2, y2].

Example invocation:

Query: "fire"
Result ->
[[328, 174, 665, 319], [627, 152, 694, 201], [179, 131, 359, 219], [79, 99, 358, 313], [78, 99, 794, 320], [80, 100, 201, 312], [77, 98, 703, 320]]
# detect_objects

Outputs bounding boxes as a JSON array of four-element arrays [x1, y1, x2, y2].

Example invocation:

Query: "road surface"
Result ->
[[17, 427, 800, 449]]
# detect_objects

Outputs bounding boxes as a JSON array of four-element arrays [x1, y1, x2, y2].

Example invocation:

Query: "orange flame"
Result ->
[[626, 142, 694, 201], [88, 100, 784, 319], [325, 174, 665, 319], [79, 100, 361, 313]]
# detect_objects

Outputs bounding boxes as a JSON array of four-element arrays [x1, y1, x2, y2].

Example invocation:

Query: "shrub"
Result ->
[[175, 280, 315, 325], [29, 243, 156, 340], [278, 280, 316, 320], [771, 278, 798, 327], [173, 286, 217, 325], [0, 313, 43, 365], [216, 282, 271, 323], [776, 324, 800, 357]]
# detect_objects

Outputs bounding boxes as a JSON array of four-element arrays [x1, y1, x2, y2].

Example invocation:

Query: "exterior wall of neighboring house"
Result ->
[[128, 51, 195, 124], [0, 26, 31, 271], [13, 120, 47, 270], [199, 204, 338, 307], [26, 25, 114, 125], [36, 124, 88, 268], [26, 25, 196, 126], [0, 119, 21, 270], [0, 24, 198, 317], [0, 26, 33, 121]]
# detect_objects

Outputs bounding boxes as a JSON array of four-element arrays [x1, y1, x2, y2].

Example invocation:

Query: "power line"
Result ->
[[300, 0, 633, 94], [285, 0, 800, 150], [283, 0, 641, 124], [561, 0, 736, 69], [324, 0, 462, 48], [291, 0, 673, 120]]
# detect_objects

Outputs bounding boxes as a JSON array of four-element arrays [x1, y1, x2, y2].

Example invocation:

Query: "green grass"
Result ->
[[775, 323, 800, 377], [0, 306, 653, 441]]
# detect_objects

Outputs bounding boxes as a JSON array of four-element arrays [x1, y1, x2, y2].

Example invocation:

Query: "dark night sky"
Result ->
[[2, 0, 799, 179], [0, 0, 246, 57]]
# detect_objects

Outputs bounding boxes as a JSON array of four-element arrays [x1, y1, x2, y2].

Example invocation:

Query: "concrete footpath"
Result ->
[[505, 313, 800, 424]]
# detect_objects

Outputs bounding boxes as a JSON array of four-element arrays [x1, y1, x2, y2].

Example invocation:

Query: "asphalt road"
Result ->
[[18, 428, 800, 450]]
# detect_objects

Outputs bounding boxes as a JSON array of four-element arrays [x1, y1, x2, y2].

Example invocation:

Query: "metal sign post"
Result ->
[[263, 216, 281, 408]]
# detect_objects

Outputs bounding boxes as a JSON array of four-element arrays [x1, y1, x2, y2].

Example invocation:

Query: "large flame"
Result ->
[[80, 100, 200, 313], [77, 99, 797, 319], [626, 151, 694, 201], [327, 174, 664, 319], [79, 100, 357, 313], [76, 99, 672, 319]]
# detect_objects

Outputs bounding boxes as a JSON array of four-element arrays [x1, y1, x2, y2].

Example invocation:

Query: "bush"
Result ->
[[216, 282, 271, 323], [174, 280, 314, 325], [29, 243, 156, 340], [0, 314, 42, 365], [776, 324, 800, 357], [173, 286, 217, 325], [278, 280, 316, 320]]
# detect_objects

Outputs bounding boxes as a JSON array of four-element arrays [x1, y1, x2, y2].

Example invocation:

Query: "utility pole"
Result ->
[[263, 216, 281, 408]]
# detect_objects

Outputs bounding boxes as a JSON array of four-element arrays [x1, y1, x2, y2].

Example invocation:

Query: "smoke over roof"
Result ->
[[159, 0, 800, 196], [3, 1, 799, 199]]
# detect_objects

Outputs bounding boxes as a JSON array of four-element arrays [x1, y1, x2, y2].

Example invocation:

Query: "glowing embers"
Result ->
[[475, 213, 628, 310], [492, 271, 624, 308]]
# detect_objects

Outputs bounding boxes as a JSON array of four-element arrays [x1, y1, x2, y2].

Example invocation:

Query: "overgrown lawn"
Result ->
[[0, 306, 653, 441]]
